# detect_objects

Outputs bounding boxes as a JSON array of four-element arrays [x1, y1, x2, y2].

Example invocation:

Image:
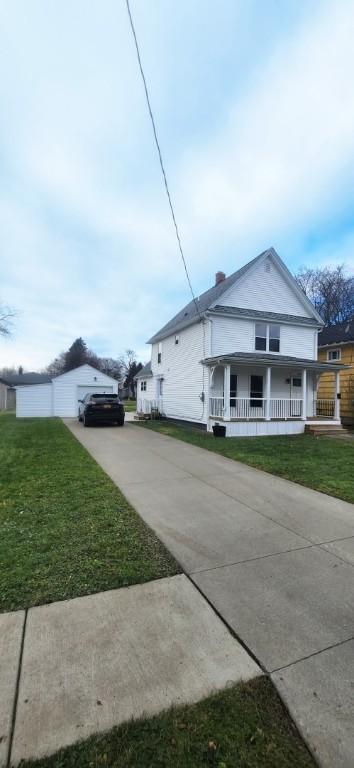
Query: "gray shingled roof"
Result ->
[[318, 318, 354, 347], [147, 250, 270, 344], [203, 351, 346, 371], [0, 372, 52, 386], [210, 306, 319, 326], [134, 361, 152, 379]]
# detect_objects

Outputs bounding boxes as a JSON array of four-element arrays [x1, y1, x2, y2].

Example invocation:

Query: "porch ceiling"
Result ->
[[203, 352, 350, 372]]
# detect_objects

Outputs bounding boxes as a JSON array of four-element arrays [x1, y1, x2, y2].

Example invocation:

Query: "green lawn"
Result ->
[[0, 414, 179, 612], [135, 421, 354, 504], [124, 400, 137, 412], [21, 677, 315, 768]]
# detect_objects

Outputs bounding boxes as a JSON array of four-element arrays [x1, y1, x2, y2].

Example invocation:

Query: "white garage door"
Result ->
[[78, 385, 114, 400]]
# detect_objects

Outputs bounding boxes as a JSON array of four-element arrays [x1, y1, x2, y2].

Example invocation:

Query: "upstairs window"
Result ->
[[327, 349, 341, 361], [157, 342, 162, 363], [269, 324, 280, 352], [140, 381, 146, 392], [255, 323, 267, 351], [255, 323, 280, 353], [175, 334, 179, 345]]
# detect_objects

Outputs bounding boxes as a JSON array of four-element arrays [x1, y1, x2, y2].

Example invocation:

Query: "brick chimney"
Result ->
[[215, 271, 226, 285]]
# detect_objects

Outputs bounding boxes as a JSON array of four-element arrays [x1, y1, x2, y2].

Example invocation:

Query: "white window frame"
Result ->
[[327, 348, 341, 361], [255, 323, 280, 353], [292, 377, 302, 387], [174, 334, 179, 345], [140, 380, 147, 392], [157, 342, 162, 363]]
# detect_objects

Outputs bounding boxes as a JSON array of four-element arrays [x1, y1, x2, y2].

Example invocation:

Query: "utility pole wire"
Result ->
[[125, 0, 201, 320]]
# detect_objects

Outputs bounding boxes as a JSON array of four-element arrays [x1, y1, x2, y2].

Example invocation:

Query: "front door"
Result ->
[[250, 375, 263, 408]]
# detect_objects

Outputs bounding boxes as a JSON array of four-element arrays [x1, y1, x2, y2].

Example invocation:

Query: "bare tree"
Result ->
[[295, 264, 354, 325], [0, 303, 17, 337], [120, 349, 143, 398], [98, 357, 123, 380]]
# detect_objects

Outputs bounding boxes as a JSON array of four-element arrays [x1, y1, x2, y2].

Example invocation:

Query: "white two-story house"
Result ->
[[136, 248, 343, 436]]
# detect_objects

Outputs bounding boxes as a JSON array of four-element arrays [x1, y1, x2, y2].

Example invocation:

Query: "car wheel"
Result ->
[[117, 418, 124, 427], [83, 414, 91, 427], [78, 412, 82, 422]]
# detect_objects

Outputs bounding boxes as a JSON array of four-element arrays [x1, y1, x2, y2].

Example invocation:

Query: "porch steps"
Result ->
[[305, 424, 348, 437]]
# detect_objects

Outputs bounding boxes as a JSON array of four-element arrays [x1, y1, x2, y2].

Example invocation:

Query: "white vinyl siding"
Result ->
[[211, 316, 316, 360], [151, 321, 208, 423], [16, 365, 118, 418], [16, 383, 52, 417], [136, 375, 156, 412], [217, 257, 313, 317], [53, 366, 118, 417]]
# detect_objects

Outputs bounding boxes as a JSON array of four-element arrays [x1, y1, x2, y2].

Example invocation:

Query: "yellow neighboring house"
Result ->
[[318, 318, 354, 426]]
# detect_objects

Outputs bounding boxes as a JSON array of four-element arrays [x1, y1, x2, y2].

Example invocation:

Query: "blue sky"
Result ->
[[1, 0, 354, 369]]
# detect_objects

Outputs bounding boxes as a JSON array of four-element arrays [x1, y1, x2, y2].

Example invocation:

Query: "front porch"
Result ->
[[206, 353, 342, 436]]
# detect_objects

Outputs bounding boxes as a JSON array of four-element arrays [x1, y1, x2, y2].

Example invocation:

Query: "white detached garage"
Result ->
[[16, 364, 119, 418]]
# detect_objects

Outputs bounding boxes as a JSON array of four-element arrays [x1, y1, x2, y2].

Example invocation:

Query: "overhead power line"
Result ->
[[125, 0, 201, 320]]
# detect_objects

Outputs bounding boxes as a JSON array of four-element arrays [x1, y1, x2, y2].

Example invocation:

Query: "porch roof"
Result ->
[[134, 361, 153, 380], [202, 351, 350, 372]]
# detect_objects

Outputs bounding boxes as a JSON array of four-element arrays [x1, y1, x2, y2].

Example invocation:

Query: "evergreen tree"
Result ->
[[63, 337, 88, 372]]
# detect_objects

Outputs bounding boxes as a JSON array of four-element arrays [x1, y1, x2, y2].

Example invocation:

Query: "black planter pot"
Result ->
[[212, 424, 226, 438]]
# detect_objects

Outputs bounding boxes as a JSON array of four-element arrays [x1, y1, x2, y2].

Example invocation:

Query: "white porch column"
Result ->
[[335, 370, 340, 420], [301, 368, 307, 420], [265, 366, 271, 420], [223, 364, 231, 421]]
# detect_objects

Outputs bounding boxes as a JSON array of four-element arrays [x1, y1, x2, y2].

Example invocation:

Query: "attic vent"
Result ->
[[265, 262, 271, 273]]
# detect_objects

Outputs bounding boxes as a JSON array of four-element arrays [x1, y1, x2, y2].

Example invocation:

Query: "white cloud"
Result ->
[[1, 0, 354, 370], [178, 0, 354, 256]]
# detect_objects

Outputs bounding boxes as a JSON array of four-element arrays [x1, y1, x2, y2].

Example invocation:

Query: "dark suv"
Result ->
[[78, 393, 125, 427]]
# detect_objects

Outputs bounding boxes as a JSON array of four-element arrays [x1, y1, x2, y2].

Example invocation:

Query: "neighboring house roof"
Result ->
[[209, 306, 318, 327], [147, 247, 323, 344], [0, 373, 52, 386], [318, 318, 354, 347], [134, 362, 152, 380], [203, 351, 348, 371]]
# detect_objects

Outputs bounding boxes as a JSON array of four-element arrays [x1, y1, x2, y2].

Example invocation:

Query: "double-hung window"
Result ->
[[269, 324, 280, 352], [255, 323, 267, 351], [157, 342, 162, 363], [255, 323, 280, 353], [140, 381, 146, 392], [327, 349, 341, 361]]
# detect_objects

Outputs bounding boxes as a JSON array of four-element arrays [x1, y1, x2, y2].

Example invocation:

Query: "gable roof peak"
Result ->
[[147, 247, 322, 344]]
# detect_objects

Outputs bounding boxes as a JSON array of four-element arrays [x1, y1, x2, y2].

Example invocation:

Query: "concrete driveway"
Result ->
[[66, 419, 354, 768]]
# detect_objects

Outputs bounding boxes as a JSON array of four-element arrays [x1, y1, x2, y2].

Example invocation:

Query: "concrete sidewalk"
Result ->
[[1, 575, 259, 766], [66, 419, 354, 768]]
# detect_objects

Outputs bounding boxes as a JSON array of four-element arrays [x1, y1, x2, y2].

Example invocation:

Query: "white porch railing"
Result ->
[[313, 399, 335, 418], [209, 396, 224, 418], [230, 397, 266, 419], [137, 398, 163, 416], [271, 398, 302, 419], [210, 396, 303, 420]]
